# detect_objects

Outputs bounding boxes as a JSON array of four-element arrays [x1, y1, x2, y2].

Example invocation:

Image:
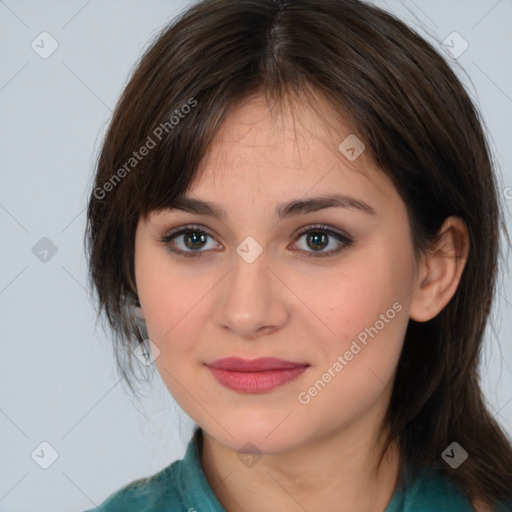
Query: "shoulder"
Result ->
[[396, 466, 512, 512], [83, 459, 184, 512], [402, 467, 474, 511], [82, 428, 214, 512]]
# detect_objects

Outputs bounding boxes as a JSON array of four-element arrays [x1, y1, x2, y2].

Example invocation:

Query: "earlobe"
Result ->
[[409, 216, 470, 322], [132, 300, 146, 321]]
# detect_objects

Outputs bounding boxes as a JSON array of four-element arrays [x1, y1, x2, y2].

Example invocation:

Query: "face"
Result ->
[[134, 94, 421, 455]]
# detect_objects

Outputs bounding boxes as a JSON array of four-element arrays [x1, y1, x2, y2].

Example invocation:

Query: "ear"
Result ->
[[409, 216, 470, 322], [132, 299, 146, 321]]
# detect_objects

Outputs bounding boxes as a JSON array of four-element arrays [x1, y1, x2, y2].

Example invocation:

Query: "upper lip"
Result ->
[[206, 357, 309, 372]]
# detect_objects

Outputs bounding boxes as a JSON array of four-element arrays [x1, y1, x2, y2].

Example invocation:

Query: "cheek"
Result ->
[[298, 244, 413, 397], [135, 246, 178, 336], [302, 252, 410, 343], [295, 258, 409, 422], [134, 249, 211, 415], [135, 247, 213, 351]]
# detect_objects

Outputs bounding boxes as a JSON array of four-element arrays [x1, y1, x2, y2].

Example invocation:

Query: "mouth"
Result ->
[[205, 357, 310, 393]]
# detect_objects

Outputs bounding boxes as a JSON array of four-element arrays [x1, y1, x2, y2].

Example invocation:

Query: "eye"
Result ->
[[159, 224, 221, 258], [290, 224, 354, 257], [159, 223, 354, 259]]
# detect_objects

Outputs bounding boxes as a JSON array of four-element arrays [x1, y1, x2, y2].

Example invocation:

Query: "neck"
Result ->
[[200, 423, 401, 512]]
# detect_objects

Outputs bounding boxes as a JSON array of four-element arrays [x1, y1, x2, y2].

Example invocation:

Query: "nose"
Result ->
[[212, 245, 289, 340]]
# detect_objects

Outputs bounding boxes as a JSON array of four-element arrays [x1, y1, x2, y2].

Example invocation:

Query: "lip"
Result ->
[[206, 357, 310, 393]]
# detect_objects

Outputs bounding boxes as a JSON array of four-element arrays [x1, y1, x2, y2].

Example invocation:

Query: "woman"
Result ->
[[85, 0, 512, 510]]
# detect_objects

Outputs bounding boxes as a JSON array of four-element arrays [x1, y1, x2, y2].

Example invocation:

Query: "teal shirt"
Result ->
[[85, 428, 511, 512]]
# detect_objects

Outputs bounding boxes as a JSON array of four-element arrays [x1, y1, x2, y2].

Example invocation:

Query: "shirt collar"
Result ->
[[174, 427, 226, 511]]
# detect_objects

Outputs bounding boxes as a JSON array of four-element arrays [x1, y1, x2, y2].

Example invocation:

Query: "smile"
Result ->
[[205, 357, 310, 393]]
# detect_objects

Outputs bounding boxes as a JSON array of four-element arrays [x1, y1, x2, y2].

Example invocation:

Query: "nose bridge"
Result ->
[[213, 238, 287, 336], [227, 240, 271, 310]]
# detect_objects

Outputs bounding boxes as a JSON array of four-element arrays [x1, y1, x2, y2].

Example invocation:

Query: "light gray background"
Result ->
[[1, 1, 511, 511]]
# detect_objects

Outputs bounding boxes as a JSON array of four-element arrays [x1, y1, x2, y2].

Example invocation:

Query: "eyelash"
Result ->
[[159, 223, 354, 259]]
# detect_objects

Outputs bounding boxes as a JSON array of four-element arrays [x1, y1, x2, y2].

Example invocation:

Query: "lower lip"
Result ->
[[207, 366, 309, 393]]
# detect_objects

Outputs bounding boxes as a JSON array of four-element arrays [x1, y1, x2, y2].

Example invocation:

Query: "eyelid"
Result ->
[[293, 223, 350, 240], [159, 223, 223, 257], [161, 223, 219, 242], [290, 224, 353, 258], [159, 223, 353, 258]]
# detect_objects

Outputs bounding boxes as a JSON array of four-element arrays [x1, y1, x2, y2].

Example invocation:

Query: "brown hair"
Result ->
[[85, 0, 512, 506]]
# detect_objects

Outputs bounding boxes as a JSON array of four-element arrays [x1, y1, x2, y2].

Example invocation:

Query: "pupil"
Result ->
[[183, 231, 329, 251], [185, 232, 206, 250], [308, 232, 328, 251]]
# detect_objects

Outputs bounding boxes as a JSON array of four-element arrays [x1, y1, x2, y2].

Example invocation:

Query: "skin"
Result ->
[[134, 93, 470, 512]]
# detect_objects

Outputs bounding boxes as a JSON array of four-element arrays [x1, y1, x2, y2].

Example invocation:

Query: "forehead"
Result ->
[[189, 94, 397, 214]]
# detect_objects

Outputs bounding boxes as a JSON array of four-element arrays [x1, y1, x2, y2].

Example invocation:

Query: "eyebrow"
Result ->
[[167, 193, 377, 220]]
